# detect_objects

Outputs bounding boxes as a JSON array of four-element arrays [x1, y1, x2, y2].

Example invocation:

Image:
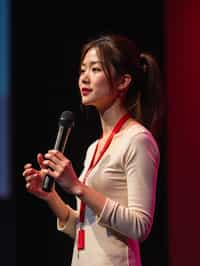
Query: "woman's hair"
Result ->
[[80, 34, 163, 137]]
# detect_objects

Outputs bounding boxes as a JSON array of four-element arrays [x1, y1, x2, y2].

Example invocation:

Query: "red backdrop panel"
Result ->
[[166, 1, 200, 265]]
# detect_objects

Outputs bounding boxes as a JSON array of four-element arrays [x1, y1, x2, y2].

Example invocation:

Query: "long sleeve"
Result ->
[[57, 204, 79, 238], [96, 132, 160, 242], [56, 145, 96, 239]]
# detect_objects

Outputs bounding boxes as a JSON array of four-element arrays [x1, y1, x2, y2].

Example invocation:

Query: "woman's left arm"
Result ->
[[96, 133, 160, 241]]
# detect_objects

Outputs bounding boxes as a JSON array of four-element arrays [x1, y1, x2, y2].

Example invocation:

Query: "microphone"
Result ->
[[42, 110, 75, 192]]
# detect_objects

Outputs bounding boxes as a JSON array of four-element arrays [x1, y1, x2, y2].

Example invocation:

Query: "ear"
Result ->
[[117, 74, 132, 93]]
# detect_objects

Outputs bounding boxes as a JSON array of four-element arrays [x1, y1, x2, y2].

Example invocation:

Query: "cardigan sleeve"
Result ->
[[97, 132, 160, 242]]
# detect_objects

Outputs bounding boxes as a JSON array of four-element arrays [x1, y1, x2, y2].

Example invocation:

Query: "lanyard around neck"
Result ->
[[85, 112, 131, 176], [77, 112, 131, 251]]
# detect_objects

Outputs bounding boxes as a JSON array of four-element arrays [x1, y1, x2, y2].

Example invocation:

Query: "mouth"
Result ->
[[81, 88, 93, 96]]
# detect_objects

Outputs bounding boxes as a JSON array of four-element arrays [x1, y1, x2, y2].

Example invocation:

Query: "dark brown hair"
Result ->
[[80, 34, 163, 137]]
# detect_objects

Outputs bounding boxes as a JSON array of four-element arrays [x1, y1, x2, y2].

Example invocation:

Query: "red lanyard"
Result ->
[[77, 112, 131, 251]]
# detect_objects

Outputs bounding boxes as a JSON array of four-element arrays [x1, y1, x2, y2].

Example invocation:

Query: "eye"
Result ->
[[80, 68, 85, 74], [92, 67, 101, 72]]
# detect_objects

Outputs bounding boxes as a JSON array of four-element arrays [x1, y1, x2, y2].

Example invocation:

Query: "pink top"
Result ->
[[57, 124, 160, 266]]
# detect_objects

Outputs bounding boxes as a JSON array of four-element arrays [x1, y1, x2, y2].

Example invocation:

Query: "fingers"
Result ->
[[24, 171, 39, 191], [23, 169, 46, 190], [43, 150, 68, 169], [23, 150, 69, 184], [24, 163, 32, 170], [45, 150, 66, 161], [42, 150, 72, 179], [43, 160, 57, 171], [25, 172, 38, 183], [22, 156, 53, 199], [23, 167, 36, 177], [37, 153, 46, 169]]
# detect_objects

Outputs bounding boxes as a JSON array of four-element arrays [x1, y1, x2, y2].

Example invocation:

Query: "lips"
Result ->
[[81, 88, 92, 96]]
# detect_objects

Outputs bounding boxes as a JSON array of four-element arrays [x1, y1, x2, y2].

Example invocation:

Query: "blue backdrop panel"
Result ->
[[0, 0, 11, 198]]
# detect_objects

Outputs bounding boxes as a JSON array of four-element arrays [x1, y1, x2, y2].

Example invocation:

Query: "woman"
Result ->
[[23, 34, 162, 266]]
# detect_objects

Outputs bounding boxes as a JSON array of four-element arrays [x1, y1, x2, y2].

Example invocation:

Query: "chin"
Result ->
[[81, 100, 90, 106], [81, 97, 95, 106]]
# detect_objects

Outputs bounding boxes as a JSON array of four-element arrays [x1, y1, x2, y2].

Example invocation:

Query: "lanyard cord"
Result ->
[[77, 112, 131, 251]]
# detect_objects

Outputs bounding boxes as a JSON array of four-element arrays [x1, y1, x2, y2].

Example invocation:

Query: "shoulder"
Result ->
[[119, 124, 160, 161], [119, 123, 158, 146], [132, 125, 159, 151]]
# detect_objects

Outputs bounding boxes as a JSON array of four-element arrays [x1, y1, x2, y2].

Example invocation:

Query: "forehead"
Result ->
[[82, 48, 100, 64]]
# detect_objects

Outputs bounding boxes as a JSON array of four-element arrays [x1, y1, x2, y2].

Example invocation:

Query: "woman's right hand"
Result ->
[[22, 153, 55, 200]]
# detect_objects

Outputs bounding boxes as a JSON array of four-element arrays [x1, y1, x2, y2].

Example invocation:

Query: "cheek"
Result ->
[[94, 75, 110, 89], [78, 76, 81, 85]]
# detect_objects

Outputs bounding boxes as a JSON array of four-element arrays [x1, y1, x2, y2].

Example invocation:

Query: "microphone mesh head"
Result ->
[[59, 110, 75, 127]]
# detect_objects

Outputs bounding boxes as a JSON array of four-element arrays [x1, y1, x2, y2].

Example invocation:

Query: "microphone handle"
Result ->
[[42, 126, 72, 192], [42, 175, 54, 192]]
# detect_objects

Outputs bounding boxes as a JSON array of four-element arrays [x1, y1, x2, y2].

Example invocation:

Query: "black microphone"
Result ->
[[42, 110, 75, 192]]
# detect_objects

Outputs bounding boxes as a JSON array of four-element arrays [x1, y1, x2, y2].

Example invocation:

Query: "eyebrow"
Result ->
[[81, 60, 102, 67]]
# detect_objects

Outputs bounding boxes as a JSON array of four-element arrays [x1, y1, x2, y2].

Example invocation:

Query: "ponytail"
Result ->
[[125, 52, 163, 139]]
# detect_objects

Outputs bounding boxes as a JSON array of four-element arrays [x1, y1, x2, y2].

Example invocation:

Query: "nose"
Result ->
[[80, 70, 90, 85]]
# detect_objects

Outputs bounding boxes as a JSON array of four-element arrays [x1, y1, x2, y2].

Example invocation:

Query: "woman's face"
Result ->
[[79, 48, 118, 111]]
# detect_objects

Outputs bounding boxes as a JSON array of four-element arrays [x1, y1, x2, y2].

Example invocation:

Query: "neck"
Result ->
[[98, 103, 128, 137]]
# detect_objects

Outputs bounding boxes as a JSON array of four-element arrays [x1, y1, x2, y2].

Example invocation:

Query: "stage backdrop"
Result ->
[[0, 0, 11, 198], [166, 0, 200, 265]]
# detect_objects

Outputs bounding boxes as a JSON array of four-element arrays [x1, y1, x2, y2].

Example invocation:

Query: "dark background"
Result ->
[[10, 1, 167, 266]]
